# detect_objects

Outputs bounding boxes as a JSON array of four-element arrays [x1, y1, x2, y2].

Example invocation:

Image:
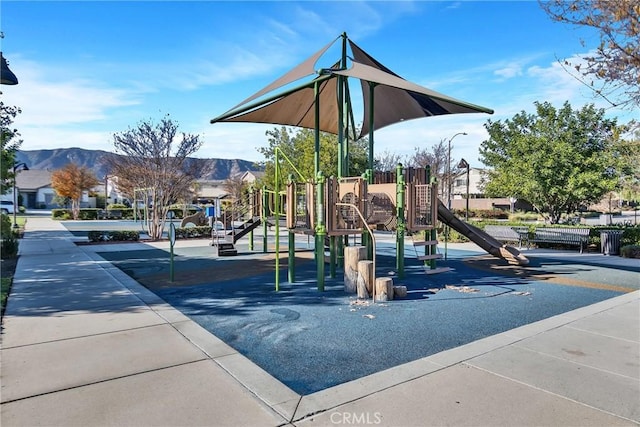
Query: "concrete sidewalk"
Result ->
[[1, 217, 638, 426]]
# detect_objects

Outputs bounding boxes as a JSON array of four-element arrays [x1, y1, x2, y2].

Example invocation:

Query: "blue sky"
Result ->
[[2, 1, 636, 168]]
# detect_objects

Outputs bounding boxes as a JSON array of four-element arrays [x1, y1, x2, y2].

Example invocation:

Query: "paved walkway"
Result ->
[[1, 217, 638, 426]]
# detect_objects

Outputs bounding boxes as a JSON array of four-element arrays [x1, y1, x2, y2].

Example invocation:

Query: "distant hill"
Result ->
[[15, 148, 263, 180]]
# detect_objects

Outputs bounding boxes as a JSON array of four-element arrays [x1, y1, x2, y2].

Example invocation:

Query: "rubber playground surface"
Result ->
[[97, 238, 640, 395]]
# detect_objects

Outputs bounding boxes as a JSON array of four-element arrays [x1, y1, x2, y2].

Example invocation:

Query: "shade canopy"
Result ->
[[210, 34, 493, 137]]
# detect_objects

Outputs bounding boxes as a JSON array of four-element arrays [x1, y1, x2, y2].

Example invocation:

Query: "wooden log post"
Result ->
[[393, 285, 408, 299], [375, 277, 394, 302], [356, 260, 374, 299], [344, 246, 367, 293]]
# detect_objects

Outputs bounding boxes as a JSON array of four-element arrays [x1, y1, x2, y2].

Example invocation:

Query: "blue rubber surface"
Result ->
[[98, 244, 638, 396]]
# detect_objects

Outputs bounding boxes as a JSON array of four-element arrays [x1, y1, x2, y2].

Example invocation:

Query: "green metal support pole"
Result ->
[[314, 81, 320, 177], [262, 185, 268, 253], [316, 171, 326, 291], [275, 151, 281, 291], [396, 163, 406, 279], [368, 83, 375, 181], [429, 170, 438, 270], [288, 174, 295, 283], [365, 82, 376, 260], [249, 186, 255, 251], [289, 230, 295, 283]]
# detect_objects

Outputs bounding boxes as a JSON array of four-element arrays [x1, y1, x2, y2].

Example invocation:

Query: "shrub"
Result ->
[[52, 209, 72, 220], [88, 230, 140, 242], [453, 209, 509, 220], [1, 238, 19, 258], [509, 212, 539, 222], [622, 226, 640, 246], [175, 226, 212, 239], [78, 209, 101, 220], [620, 245, 640, 258], [0, 214, 19, 258]]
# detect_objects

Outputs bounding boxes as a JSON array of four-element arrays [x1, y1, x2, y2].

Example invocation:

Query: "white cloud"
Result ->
[[4, 57, 140, 128], [494, 64, 523, 79]]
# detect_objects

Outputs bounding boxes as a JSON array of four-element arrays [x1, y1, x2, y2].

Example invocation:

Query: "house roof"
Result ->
[[15, 170, 52, 191], [241, 171, 265, 182]]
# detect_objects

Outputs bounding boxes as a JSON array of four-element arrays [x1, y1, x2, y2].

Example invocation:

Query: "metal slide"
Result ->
[[437, 201, 529, 265]]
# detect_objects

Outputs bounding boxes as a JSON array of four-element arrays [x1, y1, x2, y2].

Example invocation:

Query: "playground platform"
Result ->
[[1, 217, 638, 426]]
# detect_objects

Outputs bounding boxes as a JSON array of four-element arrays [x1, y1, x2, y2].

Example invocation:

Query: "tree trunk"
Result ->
[[344, 246, 367, 293], [356, 260, 373, 299], [375, 277, 394, 302]]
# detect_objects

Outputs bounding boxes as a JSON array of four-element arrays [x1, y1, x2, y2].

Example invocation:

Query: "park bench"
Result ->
[[484, 225, 529, 248], [530, 227, 590, 253]]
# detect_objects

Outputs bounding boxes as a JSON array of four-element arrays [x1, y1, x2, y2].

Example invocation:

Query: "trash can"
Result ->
[[600, 230, 624, 256]]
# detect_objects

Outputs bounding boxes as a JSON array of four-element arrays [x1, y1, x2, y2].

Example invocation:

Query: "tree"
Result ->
[[406, 139, 451, 200], [223, 173, 248, 202], [256, 126, 369, 188], [107, 116, 202, 240], [373, 150, 405, 172], [615, 135, 640, 204], [1, 102, 23, 196], [479, 101, 625, 223], [541, 0, 640, 110], [51, 163, 100, 219]]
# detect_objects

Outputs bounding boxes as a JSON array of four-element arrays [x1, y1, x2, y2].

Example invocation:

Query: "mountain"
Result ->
[[15, 148, 263, 180]]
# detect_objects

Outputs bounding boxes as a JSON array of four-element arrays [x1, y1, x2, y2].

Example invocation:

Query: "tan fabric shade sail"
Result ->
[[210, 35, 493, 137]]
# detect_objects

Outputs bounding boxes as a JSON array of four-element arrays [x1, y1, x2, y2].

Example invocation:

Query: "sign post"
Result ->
[[169, 222, 176, 282]]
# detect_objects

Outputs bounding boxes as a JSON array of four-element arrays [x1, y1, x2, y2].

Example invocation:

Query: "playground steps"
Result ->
[[214, 241, 237, 256], [411, 239, 439, 247], [411, 233, 451, 275], [417, 253, 443, 261]]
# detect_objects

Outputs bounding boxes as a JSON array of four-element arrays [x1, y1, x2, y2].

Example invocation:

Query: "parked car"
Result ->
[[0, 200, 15, 215]]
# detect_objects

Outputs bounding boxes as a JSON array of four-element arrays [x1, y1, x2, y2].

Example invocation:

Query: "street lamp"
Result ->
[[447, 132, 467, 211], [457, 158, 470, 221], [12, 162, 29, 229], [444, 132, 466, 261]]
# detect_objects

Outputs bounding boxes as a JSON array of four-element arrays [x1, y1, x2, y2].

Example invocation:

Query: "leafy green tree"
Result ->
[[256, 126, 369, 188], [479, 101, 626, 223], [1, 102, 22, 196], [616, 136, 640, 203]]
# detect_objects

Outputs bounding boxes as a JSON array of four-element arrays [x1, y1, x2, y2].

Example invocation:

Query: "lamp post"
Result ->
[[447, 132, 467, 211], [444, 132, 466, 260], [457, 158, 470, 221], [12, 162, 29, 229]]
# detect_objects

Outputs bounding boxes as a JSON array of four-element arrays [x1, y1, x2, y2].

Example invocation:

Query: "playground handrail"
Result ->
[[335, 202, 377, 302]]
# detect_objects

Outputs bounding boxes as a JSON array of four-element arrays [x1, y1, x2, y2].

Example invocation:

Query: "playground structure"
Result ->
[[207, 33, 528, 292], [195, 162, 528, 293]]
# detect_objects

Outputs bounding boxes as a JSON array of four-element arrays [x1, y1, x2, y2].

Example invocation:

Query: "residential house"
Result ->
[[14, 170, 57, 209], [450, 167, 532, 212]]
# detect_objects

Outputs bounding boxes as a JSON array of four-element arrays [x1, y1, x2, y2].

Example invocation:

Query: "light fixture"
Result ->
[[1, 52, 18, 85]]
